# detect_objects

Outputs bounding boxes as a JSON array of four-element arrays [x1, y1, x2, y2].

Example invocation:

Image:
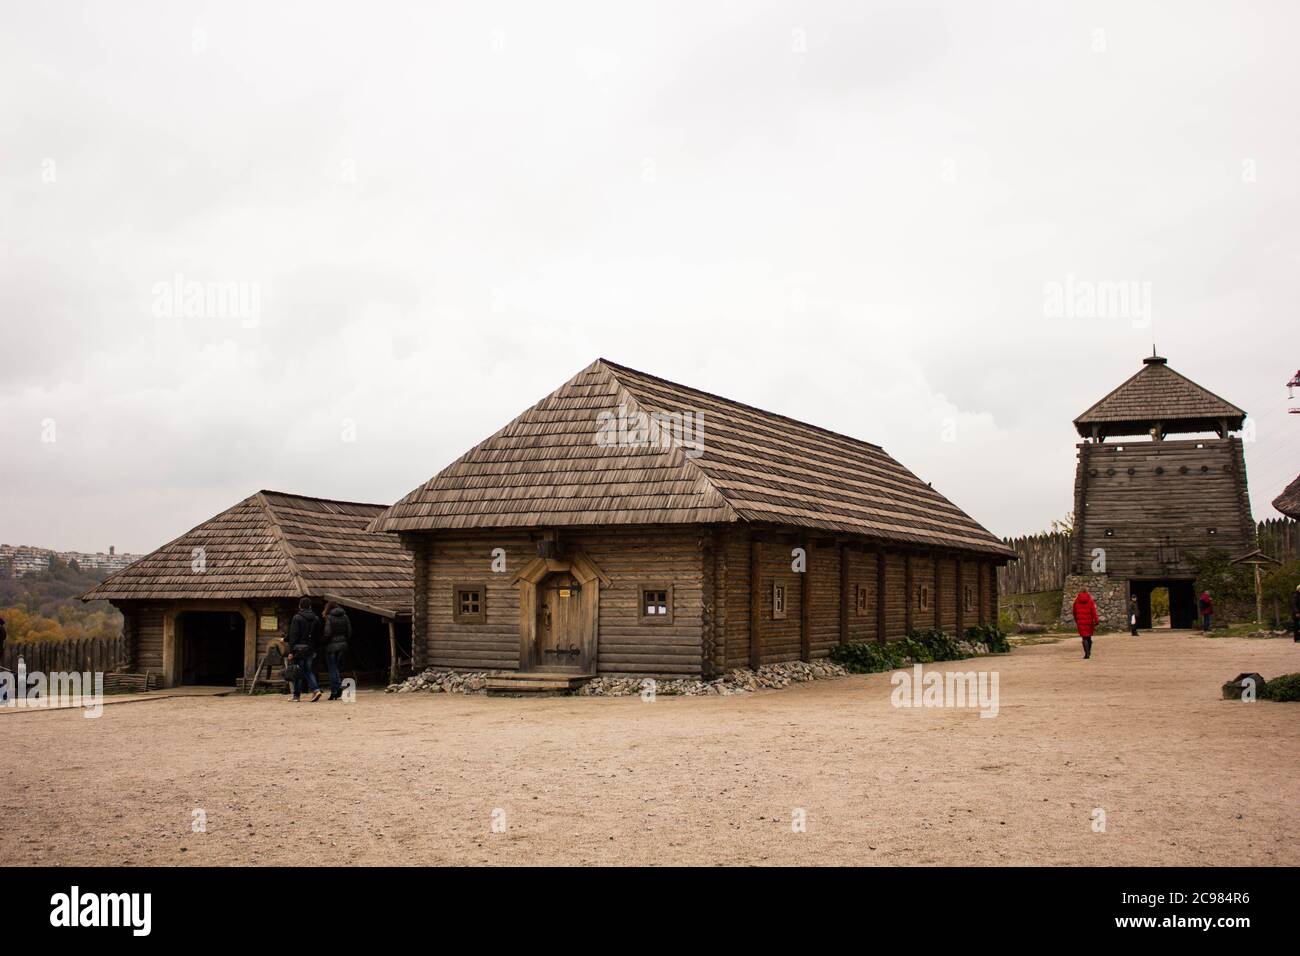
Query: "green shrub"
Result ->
[[965, 623, 1011, 653], [1262, 673, 1300, 702], [829, 641, 907, 673], [830, 626, 1011, 674], [906, 628, 963, 662]]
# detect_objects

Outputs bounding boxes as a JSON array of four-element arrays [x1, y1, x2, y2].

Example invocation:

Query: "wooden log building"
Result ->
[[370, 359, 1012, 689], [82, 491, 412, 688], [1064, 353, 1254, 628]]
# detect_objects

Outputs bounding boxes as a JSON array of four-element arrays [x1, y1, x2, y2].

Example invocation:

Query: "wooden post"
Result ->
[[933, 556, 942, 633], [904, 553, 914, 635], [388, 620, 399, 684], [955, 557, 965, 637], [977, 562, 987, 626], [876, 547, 887, 643], [838, 544, 850, 646], [800, 540, 812, 662], [749, 537, 763, 671], [1254, 563, 1263, 624]]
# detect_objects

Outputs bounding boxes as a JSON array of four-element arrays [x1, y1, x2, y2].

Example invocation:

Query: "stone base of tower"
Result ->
[[1059, 573, 1128, 630]]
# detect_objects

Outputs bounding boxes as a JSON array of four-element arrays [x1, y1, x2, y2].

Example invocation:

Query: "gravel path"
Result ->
[[2, 630, 1296, 865]]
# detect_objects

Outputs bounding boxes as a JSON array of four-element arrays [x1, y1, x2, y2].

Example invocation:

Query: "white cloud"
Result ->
[[1, 0, 1296, 551]]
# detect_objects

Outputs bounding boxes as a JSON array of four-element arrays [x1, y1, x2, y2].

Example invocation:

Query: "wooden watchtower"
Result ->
[[1063, 353, 1253, 628]]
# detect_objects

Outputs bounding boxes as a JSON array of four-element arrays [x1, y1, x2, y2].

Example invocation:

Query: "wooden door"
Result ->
[[535, 571, 589, 672]]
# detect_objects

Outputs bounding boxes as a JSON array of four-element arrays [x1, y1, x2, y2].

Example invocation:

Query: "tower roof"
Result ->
[[1073, 355, 1246, 438]]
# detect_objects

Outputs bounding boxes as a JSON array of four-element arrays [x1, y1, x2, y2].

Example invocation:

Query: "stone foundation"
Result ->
[[1059, 574, 1128, 630]]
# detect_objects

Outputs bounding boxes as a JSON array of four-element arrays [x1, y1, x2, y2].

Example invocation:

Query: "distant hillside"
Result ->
[[0, 556, 122, 644]]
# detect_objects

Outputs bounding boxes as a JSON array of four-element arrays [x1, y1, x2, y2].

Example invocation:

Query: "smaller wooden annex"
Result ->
[[83, 491, 412, 688], [369, 359, 1013, 687]]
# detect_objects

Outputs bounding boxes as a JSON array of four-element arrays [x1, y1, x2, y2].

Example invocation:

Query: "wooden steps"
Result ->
[[485, 672, 592, 697]]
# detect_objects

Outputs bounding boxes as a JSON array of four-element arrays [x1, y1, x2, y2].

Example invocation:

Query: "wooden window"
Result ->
[[639, 584, 673, 624], [772, 582, 787, 620], [452, 584, 486, 624], [918, 584, 930, 611], [855, 585, 868, 615], [963, 585, 975, 612]]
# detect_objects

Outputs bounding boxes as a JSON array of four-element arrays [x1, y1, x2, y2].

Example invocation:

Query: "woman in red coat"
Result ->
[[1072, 590, 1100, 659]]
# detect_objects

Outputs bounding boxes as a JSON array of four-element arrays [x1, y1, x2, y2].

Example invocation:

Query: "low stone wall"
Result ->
[[1059, 574, 1127, 629]]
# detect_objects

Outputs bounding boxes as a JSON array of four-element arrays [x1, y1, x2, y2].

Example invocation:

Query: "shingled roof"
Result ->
[[83, 491, 412, 617], [371, 359, 1012, 557], [1273, 474, 1300, 520], [1074, 355, 1246, 438]]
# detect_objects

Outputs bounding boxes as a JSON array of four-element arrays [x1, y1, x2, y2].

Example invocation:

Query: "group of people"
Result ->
[[283, 597, 352, 702], [1071, 583, 1300, 658]]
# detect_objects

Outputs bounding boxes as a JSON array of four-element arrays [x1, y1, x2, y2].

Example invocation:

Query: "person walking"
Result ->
[[322, 602, 351, 701], [1291, 584, 1300, 642], [285, 597, 322, 702], [1198, 590, 1214, 633], [0, 615, 7, 703], [1072, 589, 1100, 660], [1128, 595, 1140, 636]]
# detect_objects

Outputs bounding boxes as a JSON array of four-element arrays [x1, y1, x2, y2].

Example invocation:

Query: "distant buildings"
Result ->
[[0, 543, 142, 578]]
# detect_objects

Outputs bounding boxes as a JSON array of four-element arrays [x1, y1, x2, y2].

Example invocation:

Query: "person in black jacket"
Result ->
[[0, 615, 7, 702], [322, 602, 351, 701], [285, 597, 322, 702]]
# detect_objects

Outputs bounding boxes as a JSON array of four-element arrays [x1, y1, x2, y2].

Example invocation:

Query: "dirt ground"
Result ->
[[2, 630, 1296, 866]]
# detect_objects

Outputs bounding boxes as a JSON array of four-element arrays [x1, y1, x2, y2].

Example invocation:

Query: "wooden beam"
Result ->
[[875, 546, 887, 643], [904, 553, 914, 635], [749, 537, 763, 671], [800, 540, 812, 662], [933, 555, 942, 633], [388, 620, 398, 685], [838, 544, 850, 646], [955, 557, 965, 637]]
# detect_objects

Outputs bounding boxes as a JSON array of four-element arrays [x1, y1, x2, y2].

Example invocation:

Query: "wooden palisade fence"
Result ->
[[998, 519, 1298, 596], [1256, 518, 1300, 562], [997, 531, 1071, 596], [2, 636, 127, 678]]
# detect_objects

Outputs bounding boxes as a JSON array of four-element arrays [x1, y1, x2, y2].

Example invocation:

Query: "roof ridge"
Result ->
[[258, 489, 391, 510], [1154, 362, 1247, 418], [596, 357, 886, 453], [1075, 357, 1246, 426], [600, 361, 739, 523], [255, 492, 310, 596], [370, 367, 596, 532], [82, 491, 266, 601]]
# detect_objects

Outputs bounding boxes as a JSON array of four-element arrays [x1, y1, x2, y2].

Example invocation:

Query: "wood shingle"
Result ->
[[83, 491, 412, 616], [1074, 355, 1246, 438], [372, 359, 1011, 557]]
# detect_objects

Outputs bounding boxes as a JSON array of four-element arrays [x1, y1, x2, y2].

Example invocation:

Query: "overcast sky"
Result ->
[[2, 0, 1296, 554]]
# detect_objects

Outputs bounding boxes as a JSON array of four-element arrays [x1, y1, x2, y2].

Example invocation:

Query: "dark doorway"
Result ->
[[179, 611, 244, 685], [1130, 580, 1197, 629], [308, 605, 403, 686]]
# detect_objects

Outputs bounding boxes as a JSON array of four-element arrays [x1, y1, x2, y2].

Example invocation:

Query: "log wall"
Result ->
[[1072, 437, 1253, 578], [417, 527, 707, 677], [408, 524, 1007, 675]]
